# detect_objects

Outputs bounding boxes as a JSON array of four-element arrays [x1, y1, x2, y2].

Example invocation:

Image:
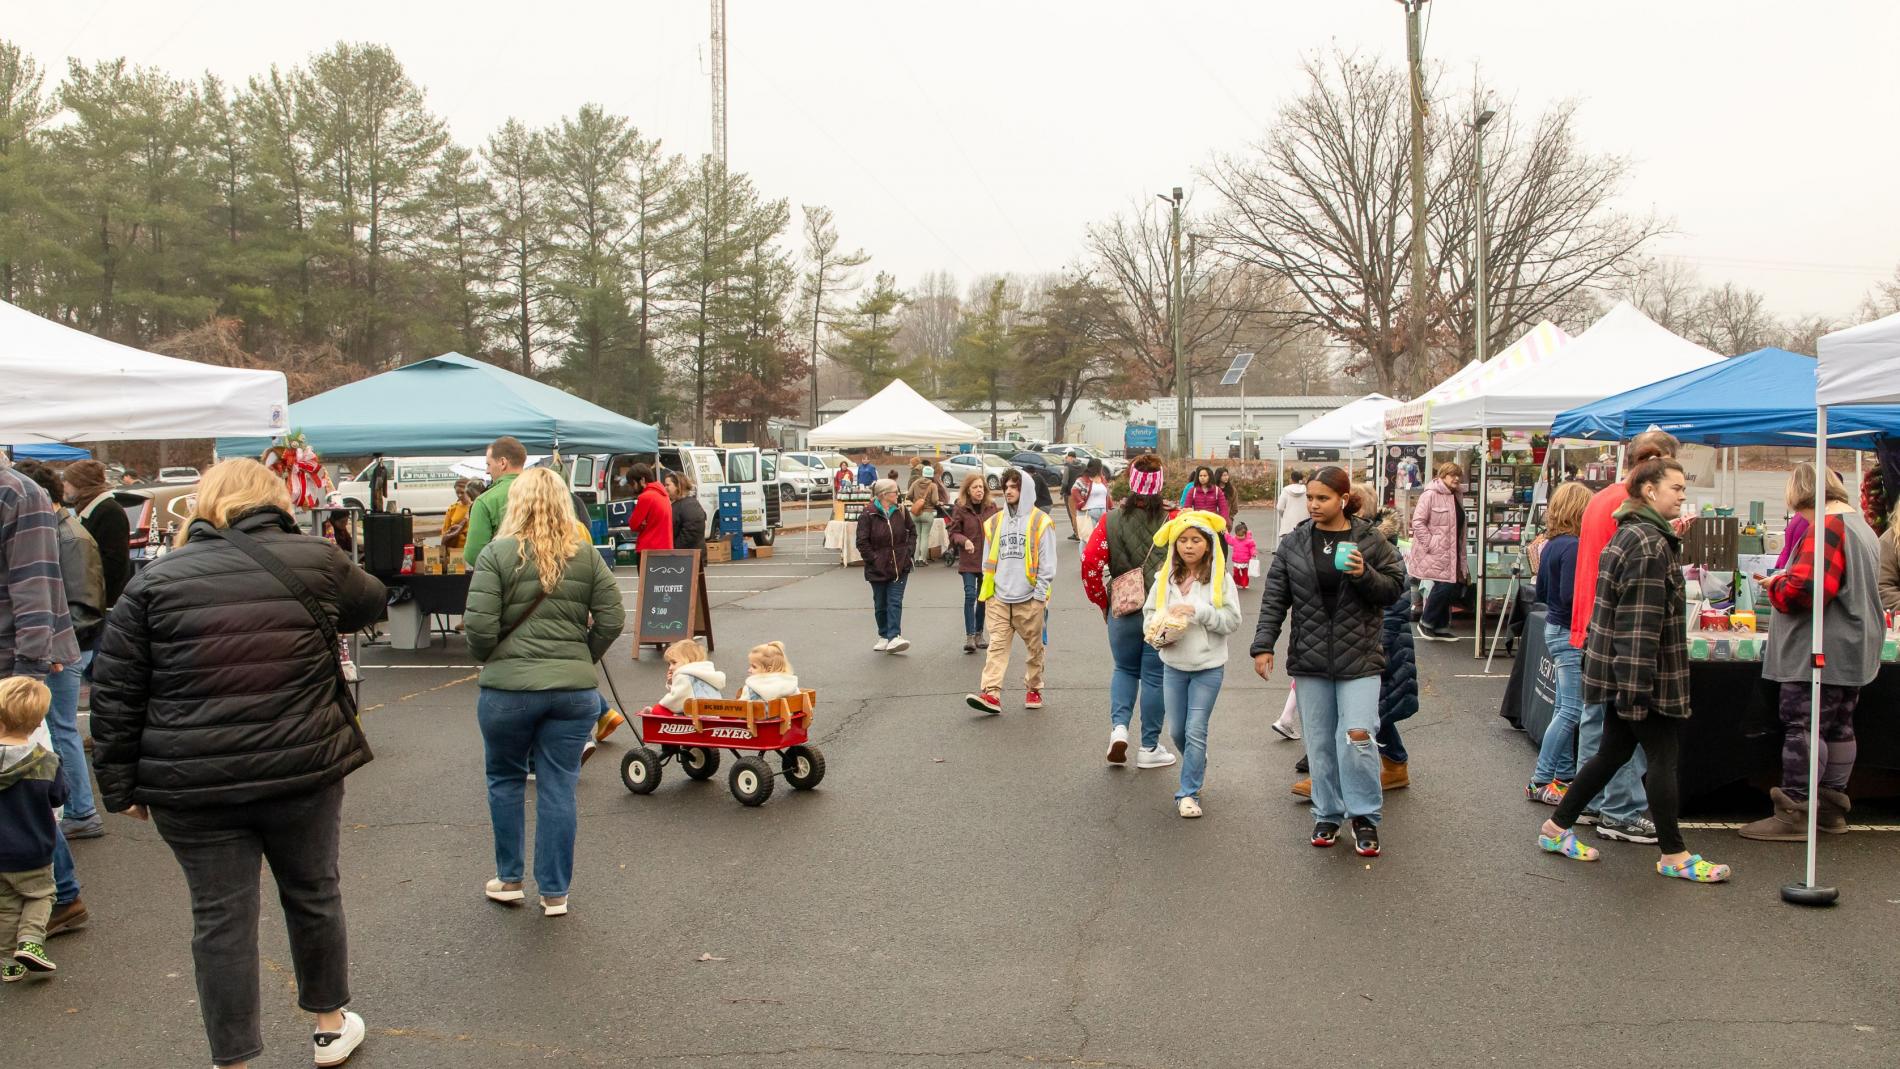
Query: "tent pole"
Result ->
[[1475, 444, 1487, 659], [1783, 404, 1837, 907]]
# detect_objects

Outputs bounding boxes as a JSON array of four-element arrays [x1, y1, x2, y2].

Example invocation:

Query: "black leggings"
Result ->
[[1551, 711, 1684, 855]]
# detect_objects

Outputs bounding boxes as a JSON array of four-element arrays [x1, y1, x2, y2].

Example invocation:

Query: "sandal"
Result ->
[[1177, 796, 1203, 819], [1538, 827, 1599, 861], [1656, 854, 1730, 884]]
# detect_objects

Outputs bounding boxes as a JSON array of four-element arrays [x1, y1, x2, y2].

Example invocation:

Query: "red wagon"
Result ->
[[618, 689, 825, 806]]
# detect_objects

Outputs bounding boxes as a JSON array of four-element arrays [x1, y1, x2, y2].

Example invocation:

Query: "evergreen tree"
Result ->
[[484, 117, 553, 374], [944, 279, 1019, 438], [830, 271, 904, 394]]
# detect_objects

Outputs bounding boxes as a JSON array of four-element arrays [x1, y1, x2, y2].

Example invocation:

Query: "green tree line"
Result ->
[[0, 38, 809, 439]]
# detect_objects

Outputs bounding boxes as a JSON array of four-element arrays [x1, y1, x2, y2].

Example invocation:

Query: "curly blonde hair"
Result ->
[[499, 467, 581, 592]]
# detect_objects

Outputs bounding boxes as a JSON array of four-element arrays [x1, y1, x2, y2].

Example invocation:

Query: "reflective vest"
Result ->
[[978, 508, 1053, 602]]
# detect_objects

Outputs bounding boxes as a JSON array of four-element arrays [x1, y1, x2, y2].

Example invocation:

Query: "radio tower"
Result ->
[[709, 0, 728, 169]]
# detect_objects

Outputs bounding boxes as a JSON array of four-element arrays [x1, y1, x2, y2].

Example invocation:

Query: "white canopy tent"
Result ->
[[808, 378, 982, 448], [1280, 393, 1401, 449], [1787, 311, 1900, 907], [1383, 320, 1572, 440], [0, 299, 288, 442], [1426, 304, 1720, 433]]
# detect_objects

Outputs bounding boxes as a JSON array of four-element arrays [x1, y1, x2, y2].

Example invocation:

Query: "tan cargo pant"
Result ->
[[0, 865, 55, 947], [979, 597, 1047, 695]]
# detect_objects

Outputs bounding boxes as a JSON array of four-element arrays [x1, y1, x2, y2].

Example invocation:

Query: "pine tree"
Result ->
[[944, 279, 1018, 438], [484, 118, 553, 375], [543, 104, 639, 410], [830, 271, 904, 395]]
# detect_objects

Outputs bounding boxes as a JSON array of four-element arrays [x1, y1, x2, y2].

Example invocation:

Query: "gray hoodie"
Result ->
[[988, 470, 1057, 604]]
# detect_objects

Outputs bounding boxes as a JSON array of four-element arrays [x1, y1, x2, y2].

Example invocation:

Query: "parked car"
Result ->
[[1010, 452, 1067, 492], [938, 452, 1012, 493], [330, 456, 476, 515], [773, 453, 832, 500], [113, 484, 200, 557], [1046, 443, 1127, 477], [156, 466, 201, 485]]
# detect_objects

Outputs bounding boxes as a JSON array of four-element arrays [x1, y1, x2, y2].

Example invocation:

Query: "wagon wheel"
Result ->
[[728, 756, 775, 807], [680, 746, 722, 781], [782, 745, 826, 790], [620, 747, 662, 795]]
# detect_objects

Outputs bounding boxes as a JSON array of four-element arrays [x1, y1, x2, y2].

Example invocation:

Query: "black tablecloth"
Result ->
[[386, 573, 472, 617], [1503, 607, 1900, 797]]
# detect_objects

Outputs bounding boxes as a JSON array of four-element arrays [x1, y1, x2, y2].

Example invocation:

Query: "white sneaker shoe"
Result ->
[[1271, 718, 1301, 741], [1106, 724, 1130, 765], [313, 1009, 366, 1066], [1135, 745, 1177, 769], [872, 637, 891, 652], [886, 635, 911, 653]]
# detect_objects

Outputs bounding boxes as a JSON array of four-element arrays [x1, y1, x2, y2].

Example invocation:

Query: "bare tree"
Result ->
[[1691, 281, 1776, 355], [894, 269, 959, 396], [1778, 314, 1836, 358], [1205, 51, 1661, 396], [1863, 263, 1900, 320], [1623, 257, 1706, 337], [1084, 197, 1262, 395], [798, 205, 867, 422]]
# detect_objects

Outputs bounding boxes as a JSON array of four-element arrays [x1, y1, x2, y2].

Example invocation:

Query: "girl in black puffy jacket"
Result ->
[[91, 459, 385, 1069], [1251, 466, 1405, 858]]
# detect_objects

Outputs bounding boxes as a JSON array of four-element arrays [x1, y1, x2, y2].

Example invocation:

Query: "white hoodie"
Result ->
[[739, 671, 800, 702], [1276, 483, 1308, 541], [987, 470, 1057, 604], [658, 661, 728, 712]]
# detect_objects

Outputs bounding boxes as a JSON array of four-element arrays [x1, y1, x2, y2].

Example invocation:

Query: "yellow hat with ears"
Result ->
[[1148, 508, 1229, 617]]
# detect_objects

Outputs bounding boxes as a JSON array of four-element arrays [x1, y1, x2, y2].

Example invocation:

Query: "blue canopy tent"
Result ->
[[1550, 347, 1900, 448], [5, 443, 91, 461], [216, 352, 658, 457]]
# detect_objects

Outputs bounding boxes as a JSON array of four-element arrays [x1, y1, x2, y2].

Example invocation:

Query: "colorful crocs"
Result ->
[[1656, 854, 1731, 883], [1538, 827, 1600, 861]]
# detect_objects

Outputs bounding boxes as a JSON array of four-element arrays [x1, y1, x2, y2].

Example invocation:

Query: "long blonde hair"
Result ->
[[1545, 481, 1592, 538], [178, 458, 295, 546], [499, 467, 581, 592]]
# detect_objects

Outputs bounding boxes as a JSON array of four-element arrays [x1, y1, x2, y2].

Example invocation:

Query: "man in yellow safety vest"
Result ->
[[966, 468, 1057, 714]]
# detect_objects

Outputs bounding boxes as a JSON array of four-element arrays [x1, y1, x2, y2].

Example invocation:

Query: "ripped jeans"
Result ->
[[1293, 674, 1383, 825]]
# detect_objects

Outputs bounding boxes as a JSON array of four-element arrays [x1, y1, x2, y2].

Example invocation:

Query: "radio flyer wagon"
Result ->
[[618, 689, 825, 806]]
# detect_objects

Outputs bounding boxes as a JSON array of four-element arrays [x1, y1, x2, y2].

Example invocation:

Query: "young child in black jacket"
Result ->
[[0, 676, 65, 980]]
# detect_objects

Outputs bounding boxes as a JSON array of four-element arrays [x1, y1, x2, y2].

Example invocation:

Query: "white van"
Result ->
[[331, 456, 477, 515], [597, 445, 782, 547]]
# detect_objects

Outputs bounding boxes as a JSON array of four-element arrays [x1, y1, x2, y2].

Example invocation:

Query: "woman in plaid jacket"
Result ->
[[1535, 458, 1732, 884]]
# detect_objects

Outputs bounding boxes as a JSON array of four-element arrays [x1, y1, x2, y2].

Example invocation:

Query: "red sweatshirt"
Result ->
[[1569, 483, 1628, 651], [627, 482, 675, 552]]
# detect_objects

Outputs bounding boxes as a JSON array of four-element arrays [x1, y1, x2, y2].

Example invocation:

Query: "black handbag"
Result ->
[[206, 525, 373, 762]]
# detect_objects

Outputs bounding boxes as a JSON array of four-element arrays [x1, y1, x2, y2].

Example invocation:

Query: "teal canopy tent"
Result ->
[[216, 353, 658, 458]]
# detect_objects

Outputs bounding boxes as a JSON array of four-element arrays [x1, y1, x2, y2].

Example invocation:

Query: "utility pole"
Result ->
[[1473, 108, 1496, 364], [1166, 186, 1188, 457], [1402, 0, 1430, 394], [710, 0, 728, 170]]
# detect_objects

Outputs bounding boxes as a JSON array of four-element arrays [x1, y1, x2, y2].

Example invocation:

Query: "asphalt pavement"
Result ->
[[13, 508, 1899, 1068]]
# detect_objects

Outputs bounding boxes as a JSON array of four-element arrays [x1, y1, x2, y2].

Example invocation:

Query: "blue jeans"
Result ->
[[478, 687, 597, 897], [870, 574, 908, 640], [961, 572, 983, 635], [45, 651, 98, 819], [1295, 675, 1383, 825], [1531, 621, 1584, 786], [1577, 700, 1647, 821], [1164, 665, 1224, 799], [1106, 611, 1165, 748], [53, 826, 78, 904]]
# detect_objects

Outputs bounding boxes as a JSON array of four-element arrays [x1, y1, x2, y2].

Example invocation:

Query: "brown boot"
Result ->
[[1381, 756, 1410, 791], [1816, 788, 1851, 834], [46, 899, 88, 938], [1291, 777, 1312, 798], [1738, 786, 1809, 842]]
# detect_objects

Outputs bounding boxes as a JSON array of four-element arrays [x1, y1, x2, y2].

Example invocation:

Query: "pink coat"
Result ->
[[1229, 533, 1258, 566], [1408, 478, 1465, 582]]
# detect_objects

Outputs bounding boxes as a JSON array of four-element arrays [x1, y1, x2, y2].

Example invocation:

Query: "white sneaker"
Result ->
[[1106, 724, 1130, 765], [1271, 719, 1301, 741], [886, 635, 911, 653], [872, 637, 890, 652], [1135, 745, 1177, 769], [313, 1009, 366, 1066]]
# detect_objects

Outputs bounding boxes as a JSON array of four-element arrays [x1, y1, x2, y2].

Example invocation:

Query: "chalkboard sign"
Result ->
[[637, 550, 713, 652]]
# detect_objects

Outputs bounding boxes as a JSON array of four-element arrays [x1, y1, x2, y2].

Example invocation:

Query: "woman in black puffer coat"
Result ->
[[91, 459, 385, 1069], [1252, 467, 1405, 859]]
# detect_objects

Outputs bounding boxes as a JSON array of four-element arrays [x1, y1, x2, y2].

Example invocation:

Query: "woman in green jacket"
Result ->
[[465, 468, 625, 916]]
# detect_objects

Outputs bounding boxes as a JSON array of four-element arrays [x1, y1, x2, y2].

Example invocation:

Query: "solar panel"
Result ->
[[1227, 351, 1255, 371], [1219, 368, 1245, 386]]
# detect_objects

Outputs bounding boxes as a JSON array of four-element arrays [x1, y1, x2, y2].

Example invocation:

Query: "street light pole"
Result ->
[[1162, 187, 1178, 455], [1473, 108, 1495, 365], [1403, 0, 1431, 395]]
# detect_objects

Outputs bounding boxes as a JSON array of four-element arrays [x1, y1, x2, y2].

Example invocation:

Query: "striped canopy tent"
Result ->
[[1381, 320, 1571, 440]]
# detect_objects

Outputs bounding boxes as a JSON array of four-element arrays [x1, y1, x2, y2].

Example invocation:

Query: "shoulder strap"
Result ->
[[496, 564, 553, 650], [206, 525, 371, 754]]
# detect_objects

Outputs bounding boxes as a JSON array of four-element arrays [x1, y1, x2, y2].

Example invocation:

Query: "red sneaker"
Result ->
[[1023, 690, 1043, 710], [965, 692, 1002, 714]]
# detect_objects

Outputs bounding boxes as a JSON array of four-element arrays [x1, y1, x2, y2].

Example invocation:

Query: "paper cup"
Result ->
[[1333, 541, 1358, 570]]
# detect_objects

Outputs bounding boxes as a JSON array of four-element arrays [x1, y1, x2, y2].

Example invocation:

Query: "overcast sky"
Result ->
[[15, 1, 1899, 319]]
